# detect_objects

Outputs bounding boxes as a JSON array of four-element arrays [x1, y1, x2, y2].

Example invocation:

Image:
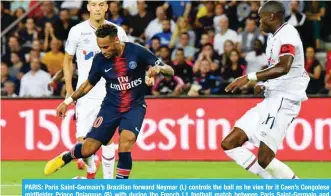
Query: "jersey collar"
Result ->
[[273, 22, 287, 37]]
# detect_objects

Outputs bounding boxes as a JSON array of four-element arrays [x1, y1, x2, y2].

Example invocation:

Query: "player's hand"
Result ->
[[225, 75, 249, 93], [145, 76, 155, 86], [147, 66, 161, 77], [254, 85, 265, 95], [56, 102, 68, 118]]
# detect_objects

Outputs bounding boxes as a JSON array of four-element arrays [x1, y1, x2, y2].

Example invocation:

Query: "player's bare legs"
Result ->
[[44, 138, 102, 176], [102, 138, 116, 179], [115, 130, 136, 179], [259, 142, 299, 179], [221, 128, 273, 179]]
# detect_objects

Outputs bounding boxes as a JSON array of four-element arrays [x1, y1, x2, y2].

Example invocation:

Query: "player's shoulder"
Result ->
[[69, 20, 89, 34], [278, 23, 299, 38]]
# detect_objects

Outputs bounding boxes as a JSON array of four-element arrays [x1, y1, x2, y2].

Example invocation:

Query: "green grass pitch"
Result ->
[[1, 161, 331, 195]]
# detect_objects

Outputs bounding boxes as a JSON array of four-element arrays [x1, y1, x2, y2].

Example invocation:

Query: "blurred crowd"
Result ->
[[1, 0, 331, 98]]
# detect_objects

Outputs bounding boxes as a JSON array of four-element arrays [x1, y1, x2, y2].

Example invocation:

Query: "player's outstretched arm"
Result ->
[[225, 55, 293, 93], [56, 80, 94, 118], [63, 52, 75, 98]]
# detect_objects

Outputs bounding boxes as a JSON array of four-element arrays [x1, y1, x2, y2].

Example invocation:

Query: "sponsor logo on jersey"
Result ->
[[129, 61, 137, 69], [81, 32, 92, 36], [109, 76, 142, 91], [83, 50, 94, 60]]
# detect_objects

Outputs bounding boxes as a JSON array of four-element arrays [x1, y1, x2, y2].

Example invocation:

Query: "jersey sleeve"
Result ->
[[117, 26, 129, 42], [88, 55, 102, 86], [65, 26, 79, 55], [278, 28, 298, 58], [138, 44, 165, 67]]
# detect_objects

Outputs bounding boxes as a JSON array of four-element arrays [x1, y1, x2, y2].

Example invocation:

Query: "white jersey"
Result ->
[[264, 23, 309, 101], [65, 20, 128, 100]]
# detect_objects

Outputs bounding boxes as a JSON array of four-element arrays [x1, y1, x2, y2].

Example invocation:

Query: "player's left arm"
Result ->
[[139, 44, 174, 77]]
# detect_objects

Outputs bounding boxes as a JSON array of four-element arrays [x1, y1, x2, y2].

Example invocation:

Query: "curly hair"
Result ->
[[95, 24, 118, 39]]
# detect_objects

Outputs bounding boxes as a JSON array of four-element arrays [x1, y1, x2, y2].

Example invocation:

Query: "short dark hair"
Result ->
[[176, 48, 184, 53], [95, 24, 118, 39], [159, 45, 170, 51], [260, 1, 285, 19], [180, 32, 190, 38]]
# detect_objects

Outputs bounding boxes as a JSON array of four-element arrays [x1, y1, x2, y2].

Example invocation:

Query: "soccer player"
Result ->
[[44, 24, 174, 179], [62, 0, 128, 179], [221, 1, 309, 179]]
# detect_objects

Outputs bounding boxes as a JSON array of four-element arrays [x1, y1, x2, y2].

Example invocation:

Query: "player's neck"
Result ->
[[116, 43, 126, 58], [89, 18, 105, 30], [272, 22, 285, 35]]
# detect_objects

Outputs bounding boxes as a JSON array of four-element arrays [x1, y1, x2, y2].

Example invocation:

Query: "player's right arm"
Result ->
[[63, 53, 75, 97], [63, 26, 79, 97]]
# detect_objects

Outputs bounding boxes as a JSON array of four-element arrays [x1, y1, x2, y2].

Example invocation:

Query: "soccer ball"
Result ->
[[72, 176, 87, 179]]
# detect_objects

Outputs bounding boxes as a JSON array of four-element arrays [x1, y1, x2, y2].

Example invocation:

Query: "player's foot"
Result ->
[[86, 172, 97, 179], [44, 152, 68, 176], [76, 159, 85, 170]]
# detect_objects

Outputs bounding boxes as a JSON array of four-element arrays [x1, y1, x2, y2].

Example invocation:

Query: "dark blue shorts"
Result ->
[[86, 104, 146, 145]]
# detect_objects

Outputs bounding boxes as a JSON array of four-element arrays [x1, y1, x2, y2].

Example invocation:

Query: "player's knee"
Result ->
[[257, 153, 274, 168], [119, 138, 135, 152]]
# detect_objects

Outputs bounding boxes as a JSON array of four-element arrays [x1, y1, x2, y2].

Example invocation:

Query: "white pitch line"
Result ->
[[0, 184, 22, 187]]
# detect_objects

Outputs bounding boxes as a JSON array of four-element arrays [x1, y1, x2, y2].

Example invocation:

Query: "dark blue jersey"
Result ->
[[88, 42, 163, 112]]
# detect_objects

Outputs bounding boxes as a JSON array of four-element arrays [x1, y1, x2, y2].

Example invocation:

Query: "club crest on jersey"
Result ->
[[83, 50, 94, 60], [129, 61, 137, 69]]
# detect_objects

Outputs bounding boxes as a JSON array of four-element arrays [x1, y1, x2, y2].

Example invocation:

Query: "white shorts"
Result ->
[[75, 98, 102, 138], [235, 96, 301, 153]]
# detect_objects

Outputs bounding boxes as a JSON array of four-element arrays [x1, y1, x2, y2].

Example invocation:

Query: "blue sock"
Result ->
[[62, 143, 85, 164], [116, 152, 132, 179]]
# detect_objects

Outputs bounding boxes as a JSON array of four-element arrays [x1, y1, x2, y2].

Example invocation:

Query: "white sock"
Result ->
[[225, 147, 273, 179], [83, 155, 96, 174], [265, 158, 298, 179], [102, 144, 116, 179]]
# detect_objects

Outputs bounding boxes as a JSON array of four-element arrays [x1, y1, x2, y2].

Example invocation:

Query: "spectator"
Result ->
[[54, 9, 76, 41], [108, 1, 125, 26], [214, 3, 225, 33], [19, 57, 52, 97], [13, 7, 26, 30], [286, 0, 306, 33], [31, 40, 45, 58], [145, 6, 175, 41], [213, 15, 239, 55], [152, 19, 172, 46], [129, 0, 154, 39], [10, 1, 29, 15], [169, 16, 196, 49], [195, 1, 214, 30], [2, 36, 26, 65], [323, 52, 331, 95], [171, 32, 196, 62], [305, 1, 326, 49], [152, 75, 184, 96], [159, 46, 172, 65], [239, 18, 264, 54], [37, 1, 60, 30], [220, 40, 235, 67], [9, 52, 25, 80], [2, 81, 18, 97], [42, 39, 64, 76], [18, 18, 39, 49], [163, 0, 192, 20], [43, 22, 57, 51], [22, 50, 48, 74], [189, 59, 222, 96], [198, 33, 211, 48], [1, 2, 14, 32], [305, 47, 325, 94], [60, 0, 83, 20], [245, 39, 267, 74], [194, 43, 220, 74], [222, 49, 245, 85], [172, 48, 193, 86], [245, 1, 260, 26], [1, 62, 17, 90], [148, 36, 161, 55]]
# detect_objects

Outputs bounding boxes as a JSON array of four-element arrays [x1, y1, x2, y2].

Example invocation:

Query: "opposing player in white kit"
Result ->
[[63, 0, 128, 179], [221, 1, 309, 179]]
